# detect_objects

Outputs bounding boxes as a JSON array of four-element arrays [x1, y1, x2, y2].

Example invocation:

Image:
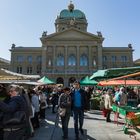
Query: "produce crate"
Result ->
[[126, 116, 140, 127]]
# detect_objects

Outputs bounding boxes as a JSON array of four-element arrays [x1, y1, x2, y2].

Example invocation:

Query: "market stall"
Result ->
[[98, 80, 140, 86], [90, 66, 140, 80], [80, 76, 98, 86], [37, 76, 55, 85], [111, 71, 140, 80], [0, 68, 40, 81], [112, 104, 140, 136], [112, 104, 140, 116]]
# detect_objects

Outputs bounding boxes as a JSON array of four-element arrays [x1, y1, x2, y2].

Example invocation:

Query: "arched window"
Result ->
[[80, 54, 88, 66], [56, 77, 64, 85], [68, 55, 76, 66], [68, 77, 76, 86], [56, 54, 64, 66]]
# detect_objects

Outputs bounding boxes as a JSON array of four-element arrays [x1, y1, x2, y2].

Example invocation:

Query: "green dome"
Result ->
[[59, 9, 86, 19]]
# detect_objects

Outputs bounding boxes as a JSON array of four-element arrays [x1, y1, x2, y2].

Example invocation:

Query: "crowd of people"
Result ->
[[0, 81, 89, 140], [100, 86, 140, 122], [0, 82, 140, 140]]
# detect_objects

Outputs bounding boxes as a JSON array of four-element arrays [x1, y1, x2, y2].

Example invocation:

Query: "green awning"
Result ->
[[90, 66, 140, 80], [37, 76, 55, 84], [80, 76, 98, 85]]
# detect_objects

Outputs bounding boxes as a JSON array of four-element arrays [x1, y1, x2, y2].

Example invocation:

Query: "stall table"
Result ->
[[112, 104, 140, 124]]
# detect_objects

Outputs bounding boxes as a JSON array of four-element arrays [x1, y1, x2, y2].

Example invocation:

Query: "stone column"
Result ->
[[41, 46, 47, 75], [53, 45, 56, 72], [64, 78, 68, 87], [97, 44, 103, 69], [64, 45, 68, 73], [88, 46, 92, 72], [76, 45, 80, 73]]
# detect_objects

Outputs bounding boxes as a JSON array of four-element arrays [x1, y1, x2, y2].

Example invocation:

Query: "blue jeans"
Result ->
[[73, 107, 84, 136]]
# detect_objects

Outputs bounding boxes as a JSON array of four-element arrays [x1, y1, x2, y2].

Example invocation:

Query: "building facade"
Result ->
[[10, 3, 134, 85]]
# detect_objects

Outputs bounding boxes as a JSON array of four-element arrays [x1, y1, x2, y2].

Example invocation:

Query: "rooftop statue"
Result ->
[[42, 31, 47, 37], [97, 31, 102, 37], [70, 18, 76, 26], [11, 43, 16, 48]]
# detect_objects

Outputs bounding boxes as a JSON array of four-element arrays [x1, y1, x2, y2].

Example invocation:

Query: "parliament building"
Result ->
[[10, 3, 134, 85]]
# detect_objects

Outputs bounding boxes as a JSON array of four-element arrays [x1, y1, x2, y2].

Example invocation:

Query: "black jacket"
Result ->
[[0, 95, 27, 128]]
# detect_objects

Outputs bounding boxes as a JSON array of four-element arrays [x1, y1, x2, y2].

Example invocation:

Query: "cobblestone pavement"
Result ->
[[29, 108, 140, 140]]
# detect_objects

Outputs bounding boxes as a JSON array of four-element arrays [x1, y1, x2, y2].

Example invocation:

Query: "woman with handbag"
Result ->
[[58, 87, 71, 140]]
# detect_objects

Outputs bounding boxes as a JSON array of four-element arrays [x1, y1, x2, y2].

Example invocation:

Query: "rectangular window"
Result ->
[[112, 56, 117, 62], [27, 66, 32, 74], [121, 56, 127, 62], [17, 66, 22, 73], [103, 56, 107, 62], [37, 56, 42, 63], [27, 56, 32, 63], [17, 56, 23, 62], [36, 65, 41, 74]]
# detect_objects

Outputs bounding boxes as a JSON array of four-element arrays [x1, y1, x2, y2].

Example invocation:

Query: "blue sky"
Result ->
[[0, 0, 140, 61]]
